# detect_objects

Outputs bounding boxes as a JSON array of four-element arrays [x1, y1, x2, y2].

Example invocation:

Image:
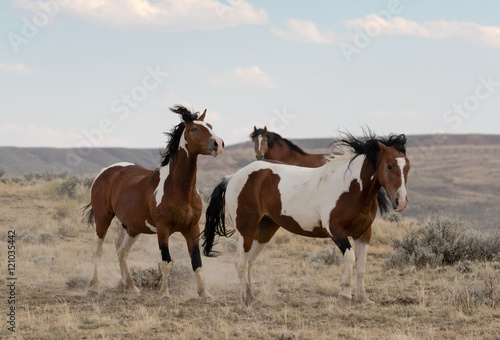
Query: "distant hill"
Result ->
[[1, 134, 499, 176], [1, 134, 499, 231]]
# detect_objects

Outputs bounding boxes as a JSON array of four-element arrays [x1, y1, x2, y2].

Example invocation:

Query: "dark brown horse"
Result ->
[[250, 126, 326, 167], [203, 132, 410, 306], [83, 105, 224, 300]]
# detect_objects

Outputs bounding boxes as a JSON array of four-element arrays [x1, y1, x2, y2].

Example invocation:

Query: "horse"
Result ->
[[251, 126, 391, 215], [250, 126, 326, 167], [203, 132, 410, 306], [83, 105, 224, 300]]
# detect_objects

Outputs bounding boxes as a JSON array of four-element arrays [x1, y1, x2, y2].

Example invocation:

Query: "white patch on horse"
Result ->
[[258, 136, 263, 151], [179, 130, 189, 156], [193, 121, 212, 132], [396, 157, 408, 210], [145, 220, 157, 233], [91, 162, 135, 192], [154, 165, 170, 207], [277, 154, 365, 232]]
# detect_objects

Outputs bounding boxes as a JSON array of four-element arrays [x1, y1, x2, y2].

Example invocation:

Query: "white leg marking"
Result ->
[[194, 267, 211, 298], [235, 236, 253, 304], [159, 261, 173, 300], [88, 234, 104, 295], [339, 247, 355, 300], [117, 233, 141, 294], [154, 165, 170, 207], [247, 240, 267, 291], [354, 239, 373, 304]]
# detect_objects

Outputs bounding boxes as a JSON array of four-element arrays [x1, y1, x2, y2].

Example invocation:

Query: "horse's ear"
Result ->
[[263, 126, 267, 134], [377, 141, 388, 152], [254, 126, 257, 132], [199, 109, 206, 121]]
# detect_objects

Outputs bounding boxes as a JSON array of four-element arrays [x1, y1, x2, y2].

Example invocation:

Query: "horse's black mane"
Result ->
[[334, 130, 407, 169], [160, 105, 199, 167], [250, 128, 306, 155]]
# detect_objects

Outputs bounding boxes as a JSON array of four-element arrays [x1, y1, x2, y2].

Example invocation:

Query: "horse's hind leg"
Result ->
[[116, 227, 141, 295], [247, 216, 280, 294], [88, 233, 105, 297], [87, 211, 114, 297]]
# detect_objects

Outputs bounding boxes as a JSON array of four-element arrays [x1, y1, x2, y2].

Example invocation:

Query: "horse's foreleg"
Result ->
[[157, 229, 173, 301], [183, 225, 211, 298], [354, 237, 374, 305], [331, 231, 354, 307], [116, 229, 140, 295], [88, 233, 104, 296]]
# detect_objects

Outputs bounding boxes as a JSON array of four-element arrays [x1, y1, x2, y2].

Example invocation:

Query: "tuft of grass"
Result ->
[[385, 214, 500, 269], [66, 276, 89, 290], [131, 264, 162, 288], [298, 248, 341, 268]]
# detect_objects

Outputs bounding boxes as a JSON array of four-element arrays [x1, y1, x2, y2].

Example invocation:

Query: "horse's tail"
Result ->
[[82, 202, 95, 226], [376, 189, 391, 216], [202, 177, 234, 257]]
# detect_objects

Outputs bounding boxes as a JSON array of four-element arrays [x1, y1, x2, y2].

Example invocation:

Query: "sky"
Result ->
[[1, 0, 499, 149]]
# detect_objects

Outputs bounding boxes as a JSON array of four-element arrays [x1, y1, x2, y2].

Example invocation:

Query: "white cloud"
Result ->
[[0, 63, 34, 75], [346, 15, 500, 48], [212, 66, 277, 89], [13, 0, 268, 32], [272, 15, 500, 48], [271, 19, 343, 44]]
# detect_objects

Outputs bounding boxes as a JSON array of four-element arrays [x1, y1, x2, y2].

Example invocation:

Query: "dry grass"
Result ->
[[1, 178, 500, 340]]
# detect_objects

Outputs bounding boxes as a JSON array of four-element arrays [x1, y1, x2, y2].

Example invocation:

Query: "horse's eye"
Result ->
[[387, 164, 393, 170], [191, 127, 197, 132]]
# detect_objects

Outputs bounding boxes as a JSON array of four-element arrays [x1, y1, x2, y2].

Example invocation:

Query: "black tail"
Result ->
[[376, 189, 391, 216], [82, 202, 95, 226], [202, 178, 234, 257]]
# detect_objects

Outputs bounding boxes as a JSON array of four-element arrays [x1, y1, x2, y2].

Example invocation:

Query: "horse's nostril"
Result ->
[[395, 197, 399, 205]]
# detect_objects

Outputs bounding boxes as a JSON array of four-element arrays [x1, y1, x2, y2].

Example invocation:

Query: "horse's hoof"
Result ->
[[337, 294, 352, 307], [124, 286, 141, 296], [356, 297, 375, 305], [198, 290, 213, 299]]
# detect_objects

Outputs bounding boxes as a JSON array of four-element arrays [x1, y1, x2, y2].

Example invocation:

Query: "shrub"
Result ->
[[66, 276, 89, 290], [384, 215, 500, 269], [0, 167, 6, 178], [131, 264, 162, 288], [58, 176, 79, 198], [298, 248, 341, 268]]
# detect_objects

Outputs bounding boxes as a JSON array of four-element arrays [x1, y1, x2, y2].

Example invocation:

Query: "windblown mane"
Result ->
[[332, 130, 407, 169], [160, 105, 199, 167], [250, 128, 306, 155]]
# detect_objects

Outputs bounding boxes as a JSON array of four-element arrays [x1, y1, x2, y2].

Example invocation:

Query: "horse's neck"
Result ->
[[323, 155, 380, 203], [168, 150, 198, 194], [268, 140, 306, 164]]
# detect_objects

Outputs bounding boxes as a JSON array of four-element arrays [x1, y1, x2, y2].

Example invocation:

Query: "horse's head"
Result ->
[[251, 126, 268, 160], [376, 141, 410, 212], [173, 106, 224, 158]]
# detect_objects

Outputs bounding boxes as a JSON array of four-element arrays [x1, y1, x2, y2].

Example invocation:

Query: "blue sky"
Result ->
[[1, 0, 499, 148]]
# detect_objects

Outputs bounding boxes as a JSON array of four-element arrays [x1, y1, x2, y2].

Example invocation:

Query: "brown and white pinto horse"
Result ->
[[251, 126, 326, 167], [83, 105, 224, 300], [203, 133, 410, 306]]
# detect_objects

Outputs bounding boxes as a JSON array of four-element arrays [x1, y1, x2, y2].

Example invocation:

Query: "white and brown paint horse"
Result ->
[[203, 133, 410, 306], [251, 126, 326, 167], [251, 126, 392, 215], [83, 105, 224, 300]]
